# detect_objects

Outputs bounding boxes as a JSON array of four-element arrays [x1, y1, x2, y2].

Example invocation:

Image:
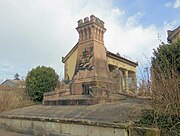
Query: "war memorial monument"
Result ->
[[43, 15, 138, 106], [0, 15, 160, 136]]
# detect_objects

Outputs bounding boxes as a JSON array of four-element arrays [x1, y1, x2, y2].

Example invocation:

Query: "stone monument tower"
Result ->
[[43, 15, 137, 105], [72, 15, 116, 95]]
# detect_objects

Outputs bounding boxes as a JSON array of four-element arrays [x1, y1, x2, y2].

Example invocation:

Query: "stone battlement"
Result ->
[[76, 15, 106, 42], [77, 15, 104, 27]]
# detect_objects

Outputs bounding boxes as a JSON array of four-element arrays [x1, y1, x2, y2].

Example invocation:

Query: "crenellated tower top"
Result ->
[[76, 15, 106, 43]]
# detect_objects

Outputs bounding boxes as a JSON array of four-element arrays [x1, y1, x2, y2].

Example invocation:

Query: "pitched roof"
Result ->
[[167, 26, 180, 42], [1, 79, 25, 86], [107, 51, 138, 67], [62, 42, 78, 63], [62, 43, 138, 67]]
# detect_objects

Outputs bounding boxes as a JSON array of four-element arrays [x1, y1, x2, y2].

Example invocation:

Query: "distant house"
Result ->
[[167, 26, 180, 44], [1, 79, 25, 88]]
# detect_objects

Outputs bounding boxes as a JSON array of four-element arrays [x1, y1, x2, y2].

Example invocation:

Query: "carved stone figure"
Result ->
[[77, 47, 94, 72]]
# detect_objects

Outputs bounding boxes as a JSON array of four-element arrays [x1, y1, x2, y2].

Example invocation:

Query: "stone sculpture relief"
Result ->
[[77, 46, 94, 71], [110, 69, 123, 82]]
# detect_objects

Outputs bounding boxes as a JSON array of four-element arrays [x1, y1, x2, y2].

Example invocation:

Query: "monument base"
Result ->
[[43, 94, 125, 106], [71, 76, 119, 95], [43, 77, 120, 106]]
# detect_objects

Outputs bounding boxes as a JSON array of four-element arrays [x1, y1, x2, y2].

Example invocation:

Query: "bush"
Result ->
[[26, 66, 59, 102], [152, 41, 180, 80], [151, 41, 180, 117], [139, 110, 180, 136], [152, 41, 180, 117]]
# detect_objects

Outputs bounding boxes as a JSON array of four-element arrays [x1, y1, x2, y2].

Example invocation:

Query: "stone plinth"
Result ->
[[43, 84, 70, 100], [43, 94, 121, 106]]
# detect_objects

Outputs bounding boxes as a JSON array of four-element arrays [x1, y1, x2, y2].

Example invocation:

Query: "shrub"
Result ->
[[151, 41, 180, 117], [139, 110, 180, 136], [26, 66, 59, 102], [152, 41, 180, 80], [151, 41, 180, 135]]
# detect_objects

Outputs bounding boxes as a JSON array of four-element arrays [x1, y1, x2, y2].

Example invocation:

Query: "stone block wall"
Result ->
[[0, 118, 128, 136]]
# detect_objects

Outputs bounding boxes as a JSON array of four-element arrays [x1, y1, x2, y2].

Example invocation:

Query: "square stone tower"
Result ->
[[72, 15, 116, 95]]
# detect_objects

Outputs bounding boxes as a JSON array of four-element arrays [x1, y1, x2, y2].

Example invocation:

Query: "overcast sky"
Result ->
[[0, 0, 179, 82]]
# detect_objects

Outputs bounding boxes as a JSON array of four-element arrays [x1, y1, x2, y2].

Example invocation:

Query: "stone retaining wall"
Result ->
[[0, 117, 160, 136], [0, 118, 128, 136]]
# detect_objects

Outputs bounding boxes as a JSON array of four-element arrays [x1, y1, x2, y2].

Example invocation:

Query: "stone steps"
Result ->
[[43, 97, 112, 106], [43, 94, 127, 106]]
